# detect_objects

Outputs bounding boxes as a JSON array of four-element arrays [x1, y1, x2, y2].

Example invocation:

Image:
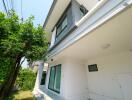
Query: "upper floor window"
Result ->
[[51, 2, 88, 45], [80, 5, 88, 17], [56, 16, 68, 40]]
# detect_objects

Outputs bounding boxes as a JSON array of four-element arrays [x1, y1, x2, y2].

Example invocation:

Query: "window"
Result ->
[[88, 64, 98, 72], [56, 16, 68, 39], [80, 5, 88, 17], [48, 64, 61, 93], [41, 71, 46, 85]]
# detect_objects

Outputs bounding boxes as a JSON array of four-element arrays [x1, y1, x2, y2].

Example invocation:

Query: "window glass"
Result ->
[[56, 16, 67, 37], [56, 25, 62, 36], [41, 71, 46, 85], [62, 17, 67, 29], [48, 65, 61, 93], [48, 67, 55, 90], [54, 65, 61, 92]]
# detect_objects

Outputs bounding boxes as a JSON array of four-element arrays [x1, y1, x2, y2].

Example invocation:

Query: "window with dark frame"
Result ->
[[48, 64, 61, 93], [55, 3, 72, 42], [54, 3, 88, 43], [41, 71, 46, 85], [80, 5, 88, 17], [56, 16, 68, 41], [88, 64, 98, 72]]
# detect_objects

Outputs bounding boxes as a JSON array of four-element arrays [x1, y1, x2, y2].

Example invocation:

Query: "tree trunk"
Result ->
[[0, 56, 22, 100], [0, 67, 16, 99], [8, 63, 21, 95]]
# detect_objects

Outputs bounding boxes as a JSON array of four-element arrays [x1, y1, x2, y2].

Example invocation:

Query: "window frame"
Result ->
[[54, 3, 72, 42], [80, 5, 88, 17], [40, 71, 47, 85], [56, 15, 68, 40], [48, 64, 61, 93]]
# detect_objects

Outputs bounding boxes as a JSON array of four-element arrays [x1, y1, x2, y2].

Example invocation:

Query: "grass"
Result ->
[[7, 90, 36, 100]]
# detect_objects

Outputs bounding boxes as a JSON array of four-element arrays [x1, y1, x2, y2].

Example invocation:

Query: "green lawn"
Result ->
[[7, 90, 36, 100]]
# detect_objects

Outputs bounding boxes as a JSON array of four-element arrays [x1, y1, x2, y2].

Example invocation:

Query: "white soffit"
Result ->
[[49, 5, 132, 61], [65, 6, 132, 60], [45, 0, 71, 41]]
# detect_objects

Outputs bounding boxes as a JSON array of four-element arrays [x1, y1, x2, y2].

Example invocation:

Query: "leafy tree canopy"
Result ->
[[0, 11, 48, 98], [0, 11, 48, 61]]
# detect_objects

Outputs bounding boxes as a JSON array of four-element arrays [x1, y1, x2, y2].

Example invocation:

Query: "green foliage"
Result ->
[[0, 57, 15, 87], [0, 11, 48, 60], [16, 69, 36, 90], [0, 11, 48, 92], [5, 90, 36, 100]]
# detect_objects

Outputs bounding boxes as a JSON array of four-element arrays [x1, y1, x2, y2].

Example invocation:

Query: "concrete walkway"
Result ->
[[36, 96, 43, 100]]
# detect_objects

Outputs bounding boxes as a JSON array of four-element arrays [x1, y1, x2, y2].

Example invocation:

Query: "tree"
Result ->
[[0, 11, 48, 99]]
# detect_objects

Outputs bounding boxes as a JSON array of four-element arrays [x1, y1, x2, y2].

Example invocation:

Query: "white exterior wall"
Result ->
[[63, 59, 88, 100], [45, 58, 88, 100], [45, 51, 132, 100], [85, 51, 132, 100]]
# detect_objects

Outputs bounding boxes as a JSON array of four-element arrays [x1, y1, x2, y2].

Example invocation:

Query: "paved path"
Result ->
[[36, 96, 43, 100]]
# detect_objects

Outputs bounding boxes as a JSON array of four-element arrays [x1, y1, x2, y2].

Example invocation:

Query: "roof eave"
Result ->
[[43, 0, 58, 28]]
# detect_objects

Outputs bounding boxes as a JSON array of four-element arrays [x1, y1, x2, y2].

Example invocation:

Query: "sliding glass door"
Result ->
[[48, 64, 61, 93]]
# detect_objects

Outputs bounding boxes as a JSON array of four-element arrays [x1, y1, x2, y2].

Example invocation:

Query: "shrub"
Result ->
[[16, 68, 36, 91]]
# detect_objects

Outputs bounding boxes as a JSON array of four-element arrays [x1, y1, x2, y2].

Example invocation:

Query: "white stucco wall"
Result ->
[[45, 58, 88, 100], [45, 51, 132, 100], [63, 59, 88, 100], [85, 51, 132, 100]]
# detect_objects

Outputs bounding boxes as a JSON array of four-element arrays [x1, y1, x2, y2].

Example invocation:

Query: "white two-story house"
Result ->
[[34, 0, 132, 100]]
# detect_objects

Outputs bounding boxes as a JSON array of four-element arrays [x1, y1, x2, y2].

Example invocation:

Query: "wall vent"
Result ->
[[88, 64, 98, 72]]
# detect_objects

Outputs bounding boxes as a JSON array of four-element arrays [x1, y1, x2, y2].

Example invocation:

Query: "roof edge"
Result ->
[[43, 0, 58, 28]]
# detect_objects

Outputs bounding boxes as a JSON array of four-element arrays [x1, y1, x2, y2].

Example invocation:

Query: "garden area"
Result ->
[[3, 68, 37, 100], [7, 90, 35, 100]]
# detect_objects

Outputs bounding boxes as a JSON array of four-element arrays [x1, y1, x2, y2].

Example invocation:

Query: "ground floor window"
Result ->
[[48, 64, 61, 93], [41, 71, 46, 85]]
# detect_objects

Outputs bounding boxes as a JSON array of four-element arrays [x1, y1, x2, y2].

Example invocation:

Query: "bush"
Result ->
[[16, 68, 36, 91]]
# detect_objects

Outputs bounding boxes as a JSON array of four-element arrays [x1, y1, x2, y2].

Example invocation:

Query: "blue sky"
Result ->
[[0, 0, 53, 26], [0, 0, 53, 68]]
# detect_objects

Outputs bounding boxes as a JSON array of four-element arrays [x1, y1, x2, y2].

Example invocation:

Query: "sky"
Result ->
[[0, 0, 53, 68], [0, 0, 53, 26]]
